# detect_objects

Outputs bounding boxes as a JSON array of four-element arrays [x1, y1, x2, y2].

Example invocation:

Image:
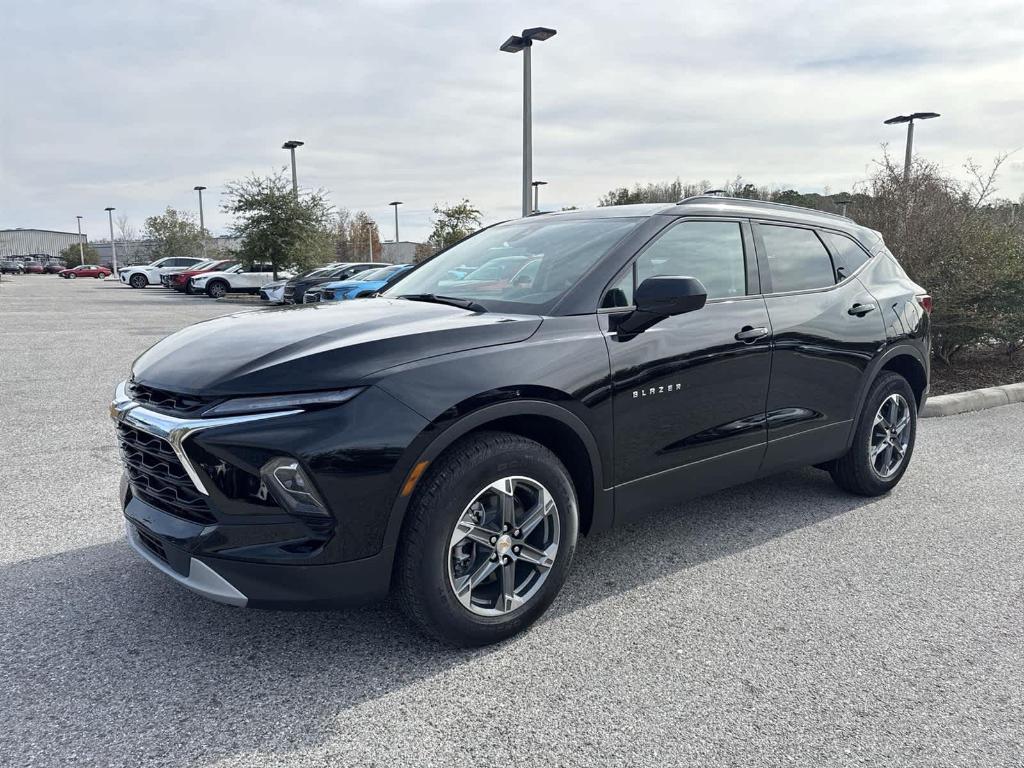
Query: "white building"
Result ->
[[381, 241, 420, 264]]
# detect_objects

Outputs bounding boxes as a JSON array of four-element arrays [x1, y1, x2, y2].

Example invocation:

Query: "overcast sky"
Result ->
[[2, 0, 1022, 243]]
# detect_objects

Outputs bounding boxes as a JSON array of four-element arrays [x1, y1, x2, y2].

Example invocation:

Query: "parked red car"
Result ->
[[43, 262, 65, 274], [23, 261, 45, 274], [169, 259, 238, 293], [59, 264, 112, 279]]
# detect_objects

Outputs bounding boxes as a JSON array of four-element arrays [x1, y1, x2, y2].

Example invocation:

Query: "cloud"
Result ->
[[2, 0, 1022, 242]]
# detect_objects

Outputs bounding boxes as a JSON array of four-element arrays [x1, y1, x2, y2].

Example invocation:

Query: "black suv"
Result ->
[[111, 197, 930, 646]]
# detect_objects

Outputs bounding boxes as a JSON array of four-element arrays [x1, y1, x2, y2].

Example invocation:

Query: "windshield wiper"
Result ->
[[399, 294, 488, 313]]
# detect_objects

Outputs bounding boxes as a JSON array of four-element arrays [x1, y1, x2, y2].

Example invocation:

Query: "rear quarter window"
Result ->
[[821, 231, 870, 280]]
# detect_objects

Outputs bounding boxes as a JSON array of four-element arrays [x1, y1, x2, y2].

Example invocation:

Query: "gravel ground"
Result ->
[[1, 276, 1022, 767]]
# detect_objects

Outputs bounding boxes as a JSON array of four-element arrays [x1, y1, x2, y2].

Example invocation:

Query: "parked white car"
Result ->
[[190, 263, 291, 298], [259, 278, 288, 303], [120, 256, 205, 288]]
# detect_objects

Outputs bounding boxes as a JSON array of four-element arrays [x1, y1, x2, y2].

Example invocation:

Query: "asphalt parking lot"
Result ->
[[2, 275, 1022, 767]]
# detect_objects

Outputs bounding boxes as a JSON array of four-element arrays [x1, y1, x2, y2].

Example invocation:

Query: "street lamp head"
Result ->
[[531, 180, 548, 188], [76, 215, 83, 220], [104, 207, 115, 212], [194, 185, 207, 192], [501, 27, 556, 52], [834, 197, 851, 205], [500, 35, 526, 53], [282, 140, 304, 150], [389, 201, 403, 207], [885, 112, 940, 125], [522, 27, 557, 42]]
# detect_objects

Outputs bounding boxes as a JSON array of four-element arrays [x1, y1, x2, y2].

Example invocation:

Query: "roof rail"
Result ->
[[676, 195, 854, 222]]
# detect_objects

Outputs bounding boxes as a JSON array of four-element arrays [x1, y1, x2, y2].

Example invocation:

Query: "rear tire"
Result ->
[[830, 371, 917, 496], [395, 431, 578, 647], [129, 273, 147, 289]]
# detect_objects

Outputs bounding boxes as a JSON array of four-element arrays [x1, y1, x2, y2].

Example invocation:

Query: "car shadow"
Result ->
[[1, 467, 871, 765]]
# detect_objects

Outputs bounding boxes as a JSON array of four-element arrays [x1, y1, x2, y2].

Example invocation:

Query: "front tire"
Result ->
[[129, 273, 147, 289], [830, 371, 917, 496], [205, 280, 228, 299], [395, 431, 578, 646], [67, 273, 76, 279]]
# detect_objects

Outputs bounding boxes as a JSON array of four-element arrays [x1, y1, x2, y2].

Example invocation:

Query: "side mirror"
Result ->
[[635, 275, 707, 316], [613, 276, 708, 336]]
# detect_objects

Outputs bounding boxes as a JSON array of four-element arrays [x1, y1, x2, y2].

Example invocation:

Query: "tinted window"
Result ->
[[821, 231, 869, 280], [601, 269, 634, 308], [760, 225, 835, 292], [635, 221, 746, 300]]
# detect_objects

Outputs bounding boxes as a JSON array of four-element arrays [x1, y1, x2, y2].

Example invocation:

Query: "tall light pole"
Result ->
[[104, 207, 117, 275], [389, 201, 402, 245], [76, 216, 85, 265], [500, 27, 557, 218], [366, 222, 374, 261], [835, 197, 851, 217], [194, 185, 207, 256], [884, 112, 940, 184], [531, 180, 547, 213], [282, 140, 304, 196]]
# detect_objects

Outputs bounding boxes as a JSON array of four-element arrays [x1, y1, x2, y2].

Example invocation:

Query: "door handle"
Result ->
[[848, 303, 876, 316], [734, 326, 769, 342]]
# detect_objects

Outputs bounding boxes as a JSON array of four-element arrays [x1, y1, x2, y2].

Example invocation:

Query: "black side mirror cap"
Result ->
[[635, 275, 707, 316], [613, 276, 708, 337]]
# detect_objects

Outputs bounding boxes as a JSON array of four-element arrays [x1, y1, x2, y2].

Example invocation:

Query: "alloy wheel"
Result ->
[[447, 476, 560, 617], [869, 393, 911, 479]]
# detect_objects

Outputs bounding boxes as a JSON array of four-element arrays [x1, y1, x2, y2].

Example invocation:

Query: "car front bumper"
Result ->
[[122, 486, 396, 608], [112, 381, 429, 608]]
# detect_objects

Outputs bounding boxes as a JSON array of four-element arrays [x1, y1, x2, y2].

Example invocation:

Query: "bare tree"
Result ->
[[115, 214, 141, 264]]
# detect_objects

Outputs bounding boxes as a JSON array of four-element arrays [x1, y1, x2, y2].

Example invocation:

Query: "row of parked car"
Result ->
[[106, 254, 417, 304], [1, 256, 66, 274]]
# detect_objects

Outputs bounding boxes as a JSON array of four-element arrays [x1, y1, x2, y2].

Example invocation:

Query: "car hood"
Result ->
[[131, 299, 543, 396]]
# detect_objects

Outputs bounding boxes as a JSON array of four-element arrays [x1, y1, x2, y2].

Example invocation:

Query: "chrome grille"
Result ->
[[117, 423, 215, 524]]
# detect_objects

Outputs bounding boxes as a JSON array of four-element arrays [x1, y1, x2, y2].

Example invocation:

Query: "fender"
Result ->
[[378, 398, 611, 565], [844, 342, 929, 448]]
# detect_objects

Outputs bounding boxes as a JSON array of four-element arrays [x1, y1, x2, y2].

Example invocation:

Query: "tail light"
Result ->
[[916, 294, 933, 314]]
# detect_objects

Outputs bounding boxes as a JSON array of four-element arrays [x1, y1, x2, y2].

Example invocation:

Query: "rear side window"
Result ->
[[821, 231, 870, 280], [759, 225, 835, 292]]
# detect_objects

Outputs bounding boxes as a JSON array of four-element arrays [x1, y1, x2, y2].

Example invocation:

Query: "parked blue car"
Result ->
[[309, 263, 415, 302]]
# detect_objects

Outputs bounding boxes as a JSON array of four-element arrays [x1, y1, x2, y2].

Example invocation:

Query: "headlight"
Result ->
[[260, 456, 328, 517], [201, 388, 363, 417]]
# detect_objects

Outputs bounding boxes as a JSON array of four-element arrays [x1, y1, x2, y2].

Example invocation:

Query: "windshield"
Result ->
[[384, 218, 638, 311], [358, 265, 408, 281]]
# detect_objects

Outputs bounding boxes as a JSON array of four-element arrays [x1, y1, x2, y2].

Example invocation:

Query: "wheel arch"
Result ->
[[381, 399, 610, 572], [879, 352, 928, 408], [844, 344, 929, 449]]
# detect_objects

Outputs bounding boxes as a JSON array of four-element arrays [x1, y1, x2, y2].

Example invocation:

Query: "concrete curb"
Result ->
[[921, 382, 1024, 418], [217, 295, 263, 304]]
